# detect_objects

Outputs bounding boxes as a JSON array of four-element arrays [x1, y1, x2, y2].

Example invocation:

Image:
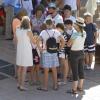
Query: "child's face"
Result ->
[[84, 16, 93, 24], [65, 24, 72, 30], [73, 24, 80, 31], [64, 9, 71, 18]]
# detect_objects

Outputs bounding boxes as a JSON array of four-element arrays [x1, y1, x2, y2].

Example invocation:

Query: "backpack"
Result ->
[[46, 30, 58, 53]]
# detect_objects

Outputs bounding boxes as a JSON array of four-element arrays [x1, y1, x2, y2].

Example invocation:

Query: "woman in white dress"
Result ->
[[15, 16, 36, 91]]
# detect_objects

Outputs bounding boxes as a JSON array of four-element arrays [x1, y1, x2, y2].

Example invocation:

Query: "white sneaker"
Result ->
[[58, 81, 67, 85], [86, 66, 91, 70], [84, 65, 91, 70]]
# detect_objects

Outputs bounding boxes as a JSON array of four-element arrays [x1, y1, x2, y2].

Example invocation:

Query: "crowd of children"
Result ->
[[1, 0, 98, 95]]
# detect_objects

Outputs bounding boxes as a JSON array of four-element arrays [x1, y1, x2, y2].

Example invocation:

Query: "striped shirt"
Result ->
[[59, 29, 74, 55]]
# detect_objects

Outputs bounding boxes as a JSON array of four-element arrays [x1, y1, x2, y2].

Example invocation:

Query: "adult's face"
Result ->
[[48, 7, 55, 15]]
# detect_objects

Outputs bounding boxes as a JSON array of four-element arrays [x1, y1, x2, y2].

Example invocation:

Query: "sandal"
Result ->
[[53, 86, 59, 91], [37, 87, 48, 92], [66, 89, 78, 94], [77, 87, 83, 92], [18, 87, 27, 91]]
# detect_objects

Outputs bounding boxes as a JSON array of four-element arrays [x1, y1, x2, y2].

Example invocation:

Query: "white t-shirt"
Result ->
[[64, 15, 76, 23], [85, 0, 97, 15], [40, 29, 61, 52], [71, 31, 86, 51], [45, 14, 63, 25], [64, 0, 77, 11]]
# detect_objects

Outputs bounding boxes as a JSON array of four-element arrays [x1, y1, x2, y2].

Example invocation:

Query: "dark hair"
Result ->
[[46, 19, 53, 25], [20, 17, 30, 29], [35, 4, 44, 13], [64, 19, 73, 25], [78, 25, 84, 37], [56, 23, 64, 31], [63, 4, 71, 11]]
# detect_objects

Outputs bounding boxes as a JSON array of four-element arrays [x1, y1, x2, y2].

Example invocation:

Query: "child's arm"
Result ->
[[67, 38, 74, 47], [94, 31, 98, 45], [27, 31, 36, 44], [59, 36, 65, 50], [92, 23, 98, 45]]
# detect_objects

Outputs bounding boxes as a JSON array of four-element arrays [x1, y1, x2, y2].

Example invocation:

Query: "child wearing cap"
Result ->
[[84, 12, 97, 70], [66, 17, 86, 94]]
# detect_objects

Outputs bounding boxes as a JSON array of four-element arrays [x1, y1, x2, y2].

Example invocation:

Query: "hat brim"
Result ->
[[48, 6, 56, 9], [74, 22, 85, 27]]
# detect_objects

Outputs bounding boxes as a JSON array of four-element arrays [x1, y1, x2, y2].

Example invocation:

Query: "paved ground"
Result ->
[[0, 36, 100, 100]]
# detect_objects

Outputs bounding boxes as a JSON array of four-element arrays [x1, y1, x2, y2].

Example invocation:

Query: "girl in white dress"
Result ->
[[15, 16, 36, 91]]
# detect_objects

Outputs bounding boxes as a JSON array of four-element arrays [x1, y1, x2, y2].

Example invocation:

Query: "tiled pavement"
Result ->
[[0, 36, 100, 100]]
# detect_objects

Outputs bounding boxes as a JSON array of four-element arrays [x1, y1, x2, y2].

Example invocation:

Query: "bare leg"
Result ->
[[51, 67, 58, 88], [28, 67, 34, 84], [35, 64, 40, 82], [85, 52, 89, 66], [72, 81, 78, 91], [78, 79, 84, 89], [58, 58, 63, 82], [17, 66, 22, 87], [43, 68, 49, 89], [20, 67, 27, 89], [89, 53, 95, 69], [63, 58, 69, 82]]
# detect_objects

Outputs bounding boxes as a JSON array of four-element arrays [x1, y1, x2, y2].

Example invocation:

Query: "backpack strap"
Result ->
[[46, 30, 55, 38], [46, 30, 50, 37]]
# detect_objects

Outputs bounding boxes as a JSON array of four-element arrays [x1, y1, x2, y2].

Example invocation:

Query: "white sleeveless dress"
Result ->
[[16, 28, 33, 67]]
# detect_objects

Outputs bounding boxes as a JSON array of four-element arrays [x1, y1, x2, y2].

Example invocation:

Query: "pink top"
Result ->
[[12, 18, 21, 37]]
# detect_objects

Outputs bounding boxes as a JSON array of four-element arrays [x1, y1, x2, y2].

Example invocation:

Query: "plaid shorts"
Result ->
[[41, 52, 59, 68]]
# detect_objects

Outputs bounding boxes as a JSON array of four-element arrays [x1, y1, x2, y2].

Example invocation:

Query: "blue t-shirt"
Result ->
[[3, 0, 18, 7], [3, 0, 22, 14], [84, 23, 97, 45]]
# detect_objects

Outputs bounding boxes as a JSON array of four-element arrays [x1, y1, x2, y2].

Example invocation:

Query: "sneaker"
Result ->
[[86, 66, 92, 70], [87, 66, 91, 70], [58, 81, 67, 85], [84, 65, 91, 70]]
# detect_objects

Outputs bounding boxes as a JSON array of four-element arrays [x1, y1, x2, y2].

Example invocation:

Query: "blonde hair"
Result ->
[[20, 16, 30, 29]]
